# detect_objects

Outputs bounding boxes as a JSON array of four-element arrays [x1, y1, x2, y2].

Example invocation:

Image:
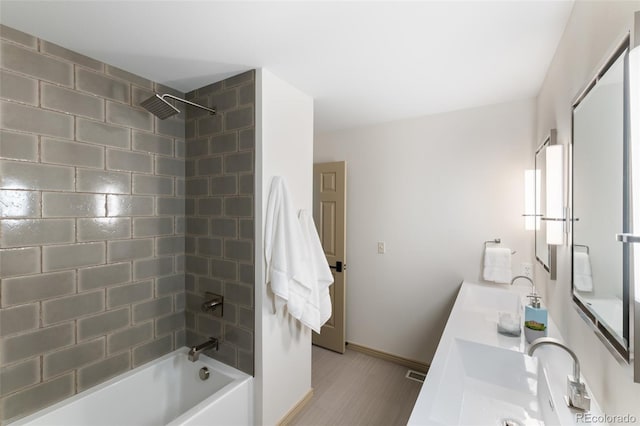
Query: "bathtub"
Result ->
[[10, 348, 253, 426]]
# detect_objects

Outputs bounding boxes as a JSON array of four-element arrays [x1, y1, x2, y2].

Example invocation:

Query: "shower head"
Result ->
[[140, 94, 180, 120], [140, 94, 216, 120]]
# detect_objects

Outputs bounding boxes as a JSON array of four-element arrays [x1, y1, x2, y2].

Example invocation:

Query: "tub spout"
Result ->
[[188, 337, 219, 362]]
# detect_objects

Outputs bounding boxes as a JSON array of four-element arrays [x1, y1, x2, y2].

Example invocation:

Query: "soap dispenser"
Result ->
[[524, 292, 548, 343]]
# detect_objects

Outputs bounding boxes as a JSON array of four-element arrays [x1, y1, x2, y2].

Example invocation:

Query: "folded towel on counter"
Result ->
[[573, 251, 593, 292], [264, 176, 312, 319], [298, 210, 335, 333], [483, 247, 512, 284]]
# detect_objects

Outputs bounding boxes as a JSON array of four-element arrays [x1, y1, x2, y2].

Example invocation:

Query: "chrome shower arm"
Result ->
[[161, 94, 216, 115]]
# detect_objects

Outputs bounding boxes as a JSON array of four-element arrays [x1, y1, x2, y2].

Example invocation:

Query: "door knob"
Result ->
[[329, 261, 346, 273]]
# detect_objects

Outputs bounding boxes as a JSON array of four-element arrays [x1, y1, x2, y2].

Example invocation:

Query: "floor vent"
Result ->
[[405, 369, 426, 383]]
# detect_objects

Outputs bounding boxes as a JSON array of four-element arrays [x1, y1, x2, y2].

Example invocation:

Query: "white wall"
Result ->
[[315, 98, 535, 363], [535, 1, 640, 420], [254, 69, 314, 425]]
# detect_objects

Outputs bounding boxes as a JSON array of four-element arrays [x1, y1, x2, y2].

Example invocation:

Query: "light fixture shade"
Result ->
[[546, 144, 564, 245], [524, 169, 540, 230]]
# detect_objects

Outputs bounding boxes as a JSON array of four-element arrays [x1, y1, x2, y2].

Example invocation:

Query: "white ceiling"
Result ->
[[0, 1, 574, 132]]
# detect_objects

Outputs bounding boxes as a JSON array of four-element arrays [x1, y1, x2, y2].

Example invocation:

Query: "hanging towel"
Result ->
[[573, 251, 593, 292], [298, 210, 335, 333], [483, 247, 512, 284], [264, 177, 312, 319]]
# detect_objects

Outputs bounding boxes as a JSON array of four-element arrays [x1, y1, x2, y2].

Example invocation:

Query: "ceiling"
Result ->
[[0, 1, 574, 132]]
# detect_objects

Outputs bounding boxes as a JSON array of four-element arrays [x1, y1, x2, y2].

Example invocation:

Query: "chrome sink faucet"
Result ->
[[528, 337, 591, 411], [188, 337, 219, 362]]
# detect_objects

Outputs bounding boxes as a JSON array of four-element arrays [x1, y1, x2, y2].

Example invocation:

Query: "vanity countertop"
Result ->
[[407, 280, 605, 426]]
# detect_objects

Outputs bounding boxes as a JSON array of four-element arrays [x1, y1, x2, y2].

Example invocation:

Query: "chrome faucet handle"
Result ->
[[567, 376, 591, 411], [201, 292, 223, 317], [528, 337, 591, 411]]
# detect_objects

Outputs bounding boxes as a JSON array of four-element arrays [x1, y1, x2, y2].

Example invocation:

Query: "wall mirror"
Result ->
[[571, 39, 630, 362], [535, 137, 549, 272]]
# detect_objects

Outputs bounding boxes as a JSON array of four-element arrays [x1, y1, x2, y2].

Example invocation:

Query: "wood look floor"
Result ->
[[289, 345, 423, 426]]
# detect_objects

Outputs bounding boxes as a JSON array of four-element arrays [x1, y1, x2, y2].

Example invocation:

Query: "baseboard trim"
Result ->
[[277, 388, 314, 426], [346, 342, 430, 373]]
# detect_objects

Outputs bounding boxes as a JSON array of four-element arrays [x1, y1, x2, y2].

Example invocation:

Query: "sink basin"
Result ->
[[429, 339, 559, 426], [457, 284, 521, 315]]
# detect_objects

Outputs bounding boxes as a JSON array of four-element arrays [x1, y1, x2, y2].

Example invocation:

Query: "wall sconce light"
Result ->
[[524, 169, 540, 230], [545, 144, 565, 245]]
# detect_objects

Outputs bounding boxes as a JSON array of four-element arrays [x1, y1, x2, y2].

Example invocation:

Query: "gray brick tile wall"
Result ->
[[1, 101, 74, 139], [156, 116, 186, 138], [77, 352, 130, 391], [106, 101, 153, 131], [78, 308, 130, 341], [106, 65, 153, 90], [0, 190, 41, 218], [40, 40, 103, 71], [106, 195, 154, 216], [107, 322, 153, 354], [0, 358, 40, 398], [0, 304, 39, 336], [1, 160, 75, 191], [41, 138, 105, 169], [0, 69, 38, 105], [77, 217, 132, 242], [133, 217, 174, 237], [0, 25, 36, 48], [1, 41, 73, 87], [0, 130, 38, 161], [1, 218, 75, 247], [42, 290, 105, 325], [107, 238, 154, 262], [42, 193, 106, 217], [133, 256, 174, 280], [0, 373, 74, 421], [106, 149, 153, 173], [185, 71, 255, 375], [107, 281, 154, 309], [42, 242, 105, 271], [43, 338, 105, 379], [0, 323, 75, 365], [76, 169, 131, 194], [1, 271, 75, 307], [132, 131, 173, 156], [132, 335, 172, 367], [0, 26, 187, 423], [132, 174, 174, 195], [76, 68, 130, 103], [41, 83, 105, 120], [76, 118, 131, 148], [0, 247, 41, 278]]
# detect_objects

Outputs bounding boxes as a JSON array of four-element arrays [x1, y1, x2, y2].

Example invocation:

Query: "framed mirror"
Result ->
[[572, 39, 630, 361], [535, 138, 549, 272]]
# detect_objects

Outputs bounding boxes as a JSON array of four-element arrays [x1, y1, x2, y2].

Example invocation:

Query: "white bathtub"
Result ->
[[10, 348, 253, 426]]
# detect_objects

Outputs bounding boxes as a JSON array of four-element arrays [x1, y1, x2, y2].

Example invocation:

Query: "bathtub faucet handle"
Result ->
[[201, 292, 223, 317]]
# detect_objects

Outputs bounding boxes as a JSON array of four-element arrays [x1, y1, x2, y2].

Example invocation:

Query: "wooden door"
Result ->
[[312, 161, 347, 353]]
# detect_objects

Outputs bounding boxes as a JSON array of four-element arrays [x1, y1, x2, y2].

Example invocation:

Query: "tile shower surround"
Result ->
[[0, 26, 256, 422], [184, 71, 255, 376]]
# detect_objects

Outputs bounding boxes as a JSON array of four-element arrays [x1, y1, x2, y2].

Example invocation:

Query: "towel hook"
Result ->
[[484, 238, 516, 255]]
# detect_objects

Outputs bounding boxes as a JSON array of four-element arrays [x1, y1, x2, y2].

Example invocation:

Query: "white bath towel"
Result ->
[[483, 247, 512, 284], [264, 177, 312, 319], [573, 251, 593, 292], [298, 210, 335, 333]]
